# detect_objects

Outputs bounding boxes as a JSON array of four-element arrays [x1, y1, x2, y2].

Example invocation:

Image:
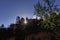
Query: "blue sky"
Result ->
[[0, 0, 60, 27]]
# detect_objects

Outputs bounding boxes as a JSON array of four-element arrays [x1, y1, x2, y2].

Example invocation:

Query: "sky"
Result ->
[[0, 0, 60, 27]]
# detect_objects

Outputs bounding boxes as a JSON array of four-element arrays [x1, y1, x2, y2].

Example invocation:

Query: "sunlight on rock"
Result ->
[[24, 19, 27, 24]]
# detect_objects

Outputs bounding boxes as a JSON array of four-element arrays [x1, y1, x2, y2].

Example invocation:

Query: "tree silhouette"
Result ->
[[34, 1, 45, 18], [16, 16, 20, 24], [34, 0, 59, 18], [1, 24, 4, 28]]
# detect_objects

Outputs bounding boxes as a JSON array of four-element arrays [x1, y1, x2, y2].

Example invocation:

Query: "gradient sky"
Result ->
[[0, 0, 60, 27]]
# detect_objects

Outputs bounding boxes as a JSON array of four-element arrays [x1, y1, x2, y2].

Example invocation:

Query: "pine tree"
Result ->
[[43, 0, 59, 12], [34, 0, 59, 18], [34, 1, 45, 19]]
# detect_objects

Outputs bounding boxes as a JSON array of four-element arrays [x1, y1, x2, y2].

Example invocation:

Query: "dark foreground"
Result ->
[[0, 28, 60, 40]]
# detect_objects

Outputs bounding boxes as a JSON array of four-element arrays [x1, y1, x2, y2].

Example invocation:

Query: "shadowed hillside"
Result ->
[[0, 0, 60, 40]]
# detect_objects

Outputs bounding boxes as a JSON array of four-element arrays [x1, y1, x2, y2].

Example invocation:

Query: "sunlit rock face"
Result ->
[[20, 18, 28, 25], [8, 17, 40, 30], [24, 19, 27, 24], [20, 17, 25, 24]]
